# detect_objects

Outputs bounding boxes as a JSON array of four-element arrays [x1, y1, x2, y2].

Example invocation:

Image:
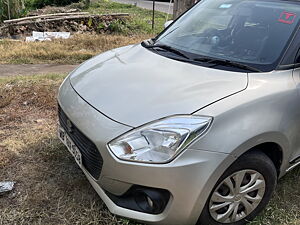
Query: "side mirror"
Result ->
[[164, 20, 174, 29]]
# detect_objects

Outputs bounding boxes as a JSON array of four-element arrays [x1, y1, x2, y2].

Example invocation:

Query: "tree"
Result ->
[[173, 0, 196, 19], [85, 0, 90, 8], [0, 0, 24, 21]]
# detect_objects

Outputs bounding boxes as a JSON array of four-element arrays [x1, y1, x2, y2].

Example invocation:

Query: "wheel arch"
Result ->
[[245, 142, 283, 177], [228, 132, 289, 178], [192, 133, 288, 225]]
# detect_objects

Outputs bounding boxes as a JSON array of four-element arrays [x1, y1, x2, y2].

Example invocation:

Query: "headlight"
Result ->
[[108, 115, 212, 163]]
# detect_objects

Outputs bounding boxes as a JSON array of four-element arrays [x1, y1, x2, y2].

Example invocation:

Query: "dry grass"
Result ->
[[0, 34, 150, 64], [0, 74, 299, 225], [0, 0, 166, 65], [0, 74, 140, 225]]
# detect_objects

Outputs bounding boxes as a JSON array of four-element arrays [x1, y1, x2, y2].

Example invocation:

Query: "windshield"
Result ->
[[154, 0, 300, 72]]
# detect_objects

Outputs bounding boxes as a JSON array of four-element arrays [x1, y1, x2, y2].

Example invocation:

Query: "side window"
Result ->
[[280, 27, 300, 66]]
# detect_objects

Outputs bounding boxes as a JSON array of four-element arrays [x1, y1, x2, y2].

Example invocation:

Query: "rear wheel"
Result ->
[[198, 151, 277, 225]]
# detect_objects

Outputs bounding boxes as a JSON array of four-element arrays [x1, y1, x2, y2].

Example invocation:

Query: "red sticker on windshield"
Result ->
[[278, 11, 296, 24]]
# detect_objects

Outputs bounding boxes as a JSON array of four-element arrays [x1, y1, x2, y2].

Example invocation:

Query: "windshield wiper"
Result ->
[[143, 42, 261, 72], [144, 44, 191, 60], [193, 56, 261, 72]]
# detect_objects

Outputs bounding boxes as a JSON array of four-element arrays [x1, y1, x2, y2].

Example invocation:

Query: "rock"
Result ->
[[0, 182, 15, 195]]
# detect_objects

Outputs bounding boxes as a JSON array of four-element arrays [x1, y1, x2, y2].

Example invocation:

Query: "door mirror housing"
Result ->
[[164, 20, 173, 29]]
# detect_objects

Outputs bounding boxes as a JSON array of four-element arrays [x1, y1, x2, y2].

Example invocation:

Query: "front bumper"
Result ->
[[58, 78, 233, 225]]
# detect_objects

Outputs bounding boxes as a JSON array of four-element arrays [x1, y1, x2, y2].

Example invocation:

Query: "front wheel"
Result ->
[[198, 151, 277, 225]]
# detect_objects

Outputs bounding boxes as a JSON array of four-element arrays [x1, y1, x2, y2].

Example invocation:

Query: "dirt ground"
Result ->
[[0, 64, 78, 77]]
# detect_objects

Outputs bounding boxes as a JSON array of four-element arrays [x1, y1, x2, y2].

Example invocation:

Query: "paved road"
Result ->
[[111, 0, 173, 14], [0, 64, 78, 77]]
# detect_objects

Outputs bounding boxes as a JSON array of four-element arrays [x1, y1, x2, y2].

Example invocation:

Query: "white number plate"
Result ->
[[58, 126, 82, 167]]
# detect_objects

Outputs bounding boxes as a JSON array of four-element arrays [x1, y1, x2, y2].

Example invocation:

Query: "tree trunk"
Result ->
[[85, 0, 90, 8], [173, 0, 196, 19]]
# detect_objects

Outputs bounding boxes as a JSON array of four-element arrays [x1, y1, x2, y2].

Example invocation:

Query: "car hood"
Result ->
[[70, 44, 248, 127]]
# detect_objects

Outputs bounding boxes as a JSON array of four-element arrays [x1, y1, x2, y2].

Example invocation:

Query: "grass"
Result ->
[[0, 34, 150, 64], [0, 74, 299, 225], [88, 0, 170, 35], [0, 0, 169, 64], [0, 74, 140, 225], [249, 169, 300, 225]]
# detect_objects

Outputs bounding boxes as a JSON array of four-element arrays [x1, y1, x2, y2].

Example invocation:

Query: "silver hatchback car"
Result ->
[[57, 0, 300, 224]]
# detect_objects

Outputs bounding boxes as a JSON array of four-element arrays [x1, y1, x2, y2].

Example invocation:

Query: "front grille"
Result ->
[[58, 105, 103, 179]]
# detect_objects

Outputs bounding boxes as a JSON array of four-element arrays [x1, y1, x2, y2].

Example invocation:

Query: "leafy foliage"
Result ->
[[0, 0, 26, 21], [89, 0, 168, 35], [25, 0, 81, 9]]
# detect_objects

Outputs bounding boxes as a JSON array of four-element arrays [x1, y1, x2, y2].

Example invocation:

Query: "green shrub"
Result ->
[[108, 19, 129, 34], [68, 1, 85, 9], [26, 0, 81, 8]]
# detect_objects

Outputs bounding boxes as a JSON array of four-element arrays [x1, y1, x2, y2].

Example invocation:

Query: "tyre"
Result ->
[[197, 151, 277, 225]]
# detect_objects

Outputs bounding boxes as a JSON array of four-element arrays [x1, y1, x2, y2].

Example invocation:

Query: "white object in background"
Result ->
[[164, 20, 173, 28], [165, 0, 173, 23], [0, 181, 15, 194], [26, 31, 71, 42]]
